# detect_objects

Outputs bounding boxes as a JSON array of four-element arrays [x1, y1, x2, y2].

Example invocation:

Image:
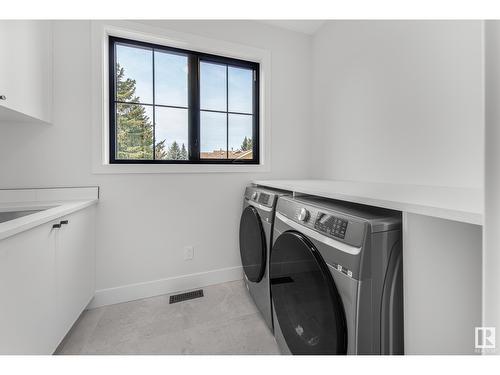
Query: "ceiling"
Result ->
[[258, 20, 326, 35]]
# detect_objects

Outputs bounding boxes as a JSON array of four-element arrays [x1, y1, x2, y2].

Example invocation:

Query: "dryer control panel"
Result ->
[[315, 213, 348, 239]]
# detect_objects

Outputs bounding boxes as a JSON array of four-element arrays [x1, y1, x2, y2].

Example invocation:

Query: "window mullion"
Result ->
[[188, 54, 200, 161], [253, 67, 259, 163], [226, 65, 229, 160], [152, 48, 156, 160], [109, 38, 117, 163]]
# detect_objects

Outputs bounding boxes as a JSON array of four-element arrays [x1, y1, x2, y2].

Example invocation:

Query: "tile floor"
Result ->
[[55, 280, 280, 355]]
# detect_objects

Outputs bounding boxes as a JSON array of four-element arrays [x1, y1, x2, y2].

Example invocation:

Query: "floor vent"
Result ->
[[169, 289, 204, 304]]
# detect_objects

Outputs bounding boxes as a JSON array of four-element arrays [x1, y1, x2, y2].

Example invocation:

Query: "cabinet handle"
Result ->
[[60, 220, 69, 225], [52, 223, 61, 229], [0, 95, 6, 100]]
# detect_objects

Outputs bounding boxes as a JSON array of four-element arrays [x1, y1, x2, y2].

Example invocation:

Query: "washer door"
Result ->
[[270, 231, 347, 354], [239, 205, 267, 283]]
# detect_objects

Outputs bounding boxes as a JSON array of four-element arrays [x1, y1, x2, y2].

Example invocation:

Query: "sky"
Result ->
[[116, 44, 253, 153]]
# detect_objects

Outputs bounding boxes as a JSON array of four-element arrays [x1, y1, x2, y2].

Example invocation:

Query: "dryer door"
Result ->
[[270, 231, 347, 354], [239, 205, 267, 283]]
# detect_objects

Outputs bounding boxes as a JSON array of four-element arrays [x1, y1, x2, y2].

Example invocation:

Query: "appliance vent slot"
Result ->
[[169, 289, 204, 304]]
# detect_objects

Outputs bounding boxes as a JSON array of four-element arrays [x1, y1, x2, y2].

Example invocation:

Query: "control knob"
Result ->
[[252, 192, 258, 200], [298, 208, 310, 222]]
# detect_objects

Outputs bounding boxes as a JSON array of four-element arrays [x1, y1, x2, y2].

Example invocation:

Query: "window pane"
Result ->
[[228, 114, 253, 160], [116, 44, 153, 104], [228, 67, 253, 114], [116, 103, 154, 160], [200, 62, 227, 112], [155, 107, 189, 160], [154, 51, 188, 107], [200, 111, 227, 159]]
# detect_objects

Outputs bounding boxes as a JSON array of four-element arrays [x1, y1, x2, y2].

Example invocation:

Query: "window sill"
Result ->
[[91, 162, 271, 174]]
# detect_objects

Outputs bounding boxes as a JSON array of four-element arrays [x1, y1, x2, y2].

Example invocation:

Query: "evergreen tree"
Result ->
[[116, 64, 153, 160], [180, 143, 188, 160], [241, 136, 248, 151], [155, 140, 168, 160], [240, 136, 253, 151], [167, 141, 183, 160]]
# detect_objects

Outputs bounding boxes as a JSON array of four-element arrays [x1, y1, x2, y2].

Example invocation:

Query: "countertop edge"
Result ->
[[253, 180, 483, 226], [0, 199, 98, 241]]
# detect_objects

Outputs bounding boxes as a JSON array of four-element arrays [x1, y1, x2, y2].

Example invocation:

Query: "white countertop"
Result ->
[[0, 187, 99, 241], [253, 179, 483, 225]]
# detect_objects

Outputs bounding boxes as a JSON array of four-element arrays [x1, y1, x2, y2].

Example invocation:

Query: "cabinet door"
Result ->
[[0, 20, 52, 123], [0, 221, 59, 354], [56, 207, 96, 338]]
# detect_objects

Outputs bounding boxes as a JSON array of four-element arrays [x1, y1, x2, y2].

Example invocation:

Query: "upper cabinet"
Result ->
[[0, 21, 52, 124]]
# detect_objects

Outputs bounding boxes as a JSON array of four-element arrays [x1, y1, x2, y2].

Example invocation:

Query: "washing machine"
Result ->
[[239, 186, 289, 331], [270, 195, 404, 355]]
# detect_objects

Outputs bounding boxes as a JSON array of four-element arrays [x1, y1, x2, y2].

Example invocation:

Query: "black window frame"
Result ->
[[108, 36, 260, 165]]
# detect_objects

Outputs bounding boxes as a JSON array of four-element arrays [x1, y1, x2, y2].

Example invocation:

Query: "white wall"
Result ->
[[484, 20, 500, 352], [0, 20, 312, 303], [403, 213, 482, 354], [310, 20, 485, 354], [311, 20, 484, 188]]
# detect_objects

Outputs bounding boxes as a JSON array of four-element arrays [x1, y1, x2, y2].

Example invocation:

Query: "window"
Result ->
[[108, 36, 260, 164]]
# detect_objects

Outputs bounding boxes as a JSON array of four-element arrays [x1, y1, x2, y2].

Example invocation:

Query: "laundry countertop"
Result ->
[[253, 179, 482, 225], [0, 187, 99, 241]]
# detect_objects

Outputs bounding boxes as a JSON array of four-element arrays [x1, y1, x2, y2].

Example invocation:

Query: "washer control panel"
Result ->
[[315, 212, 348, 239], [278, 196, 366, 248], [245, 187, 278, 208]]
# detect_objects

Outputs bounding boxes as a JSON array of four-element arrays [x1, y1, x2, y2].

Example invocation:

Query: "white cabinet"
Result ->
[[0, 206, 95, 354], [0, 20, 52, 123], [0, 219, 60, 354], [56, 207, 96, 341]]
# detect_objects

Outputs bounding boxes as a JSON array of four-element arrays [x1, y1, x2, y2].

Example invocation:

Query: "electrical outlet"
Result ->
[[184, 246, 194, 261]]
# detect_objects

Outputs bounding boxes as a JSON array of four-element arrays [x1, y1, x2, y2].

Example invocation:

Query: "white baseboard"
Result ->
[[87, 266, 243, 309]]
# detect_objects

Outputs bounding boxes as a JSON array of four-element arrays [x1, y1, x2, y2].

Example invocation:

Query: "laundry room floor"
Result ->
[[55, 280, 280, 355]]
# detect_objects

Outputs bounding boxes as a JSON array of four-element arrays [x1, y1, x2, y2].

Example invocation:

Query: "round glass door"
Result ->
[[270, 231, 347, 354], [239, 205, 267, 282]]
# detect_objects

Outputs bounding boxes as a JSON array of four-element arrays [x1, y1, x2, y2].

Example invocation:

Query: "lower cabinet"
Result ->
[[55, 206, 96, 345], [0, 218, 59, 354], [0, 206, 95, 354]]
